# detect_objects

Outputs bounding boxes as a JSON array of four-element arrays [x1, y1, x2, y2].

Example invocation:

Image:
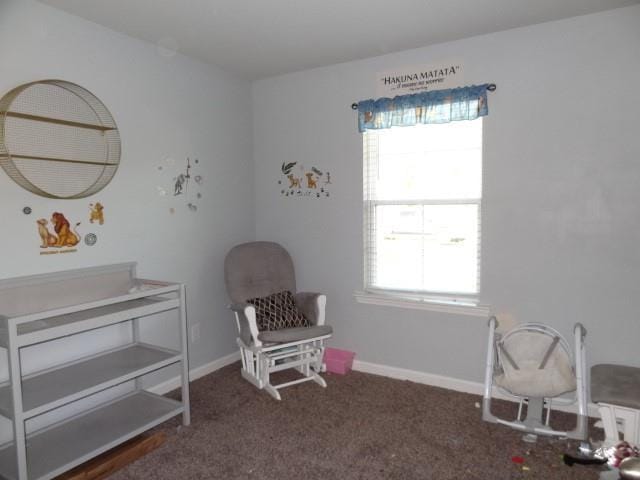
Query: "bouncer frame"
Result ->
[[482, 316, 588, 441]]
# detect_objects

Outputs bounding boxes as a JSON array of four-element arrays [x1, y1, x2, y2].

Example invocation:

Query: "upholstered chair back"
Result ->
[[224, 241, 296, 304]]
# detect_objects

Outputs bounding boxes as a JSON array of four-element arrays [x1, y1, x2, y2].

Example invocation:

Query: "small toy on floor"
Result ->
[[593, 441, 640, 468], [563, 452, 607, 467], [566, 441, 640, 480]]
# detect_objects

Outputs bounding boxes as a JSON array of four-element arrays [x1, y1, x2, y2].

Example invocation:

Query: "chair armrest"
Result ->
[[294, 292, 327, 326], [228, 303, 261, 346], [229, 302, 253, 314]]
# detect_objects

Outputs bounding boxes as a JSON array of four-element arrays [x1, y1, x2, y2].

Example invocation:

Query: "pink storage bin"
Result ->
[[324, 347, 355, 375]]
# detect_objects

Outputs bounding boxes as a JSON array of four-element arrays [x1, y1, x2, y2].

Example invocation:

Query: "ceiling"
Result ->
[[40, 0, 639, 80]]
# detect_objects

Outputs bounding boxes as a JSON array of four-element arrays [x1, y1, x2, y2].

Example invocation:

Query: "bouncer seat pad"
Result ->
[[495, 330, 576, 398], [495, 366, 576, 398]]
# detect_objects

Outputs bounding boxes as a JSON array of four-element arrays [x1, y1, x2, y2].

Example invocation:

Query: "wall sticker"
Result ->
[[279, 162, 331, 198], [36, 212, 81, 254], [157, 156, 203, 214], [89, 202, 105, 225], [84, 233, 97, 246], [376, 61, 464, 97]]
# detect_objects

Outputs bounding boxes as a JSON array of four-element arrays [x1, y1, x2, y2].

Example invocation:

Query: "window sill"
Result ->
[[353, 291, 490, 317]]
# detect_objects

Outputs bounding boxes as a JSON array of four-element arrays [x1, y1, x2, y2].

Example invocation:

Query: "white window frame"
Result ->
[[356, 121, 488, 316]]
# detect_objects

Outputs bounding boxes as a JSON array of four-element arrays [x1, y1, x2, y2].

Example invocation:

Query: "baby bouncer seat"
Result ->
[[482, 316, 588, 441]]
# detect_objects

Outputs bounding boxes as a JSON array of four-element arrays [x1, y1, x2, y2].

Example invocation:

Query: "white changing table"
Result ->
[[0, 263, 190, 480]]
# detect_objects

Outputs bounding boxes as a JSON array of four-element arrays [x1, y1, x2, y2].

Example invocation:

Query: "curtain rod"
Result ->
[[350, 83, 497, 110]]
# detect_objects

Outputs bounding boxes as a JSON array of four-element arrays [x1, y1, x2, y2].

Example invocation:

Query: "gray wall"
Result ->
[[0, 0, 254, 440], [253, 6, 640, 382], [1, 0, 639, 444]]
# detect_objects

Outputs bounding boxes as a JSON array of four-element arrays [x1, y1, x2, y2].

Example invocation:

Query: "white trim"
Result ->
[[354, 291, 489, 317], [368, 198, 481, 206], [148, 351, 601, 418], [149, 351, 240, 395], [352, 359, 600, 418]]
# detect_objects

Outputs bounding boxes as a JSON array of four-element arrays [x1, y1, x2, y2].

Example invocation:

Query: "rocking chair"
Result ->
[[224, 241, 332, 400]]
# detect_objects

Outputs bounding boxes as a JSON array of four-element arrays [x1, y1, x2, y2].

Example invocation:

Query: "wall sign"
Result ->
[[376, 62, 464, 97]]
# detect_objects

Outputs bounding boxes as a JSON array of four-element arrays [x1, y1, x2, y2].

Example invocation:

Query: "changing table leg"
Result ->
[[179, 284, 191, 426], [8, 326, 28, 479]]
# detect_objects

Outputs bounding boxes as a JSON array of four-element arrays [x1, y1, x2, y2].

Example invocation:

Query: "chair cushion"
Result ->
[[247, 290, 310, 331], [591, 364, 640, 409], [258, 325, 333, 343]]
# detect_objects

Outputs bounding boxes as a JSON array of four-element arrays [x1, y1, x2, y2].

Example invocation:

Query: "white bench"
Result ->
[[591, 364, 640, 446]]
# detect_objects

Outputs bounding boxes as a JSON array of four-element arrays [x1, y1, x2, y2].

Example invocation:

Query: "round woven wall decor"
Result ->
[[0, 80, 120, 199]]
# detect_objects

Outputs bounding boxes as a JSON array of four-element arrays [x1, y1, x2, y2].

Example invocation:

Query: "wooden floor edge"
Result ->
[[56, 431, 166, 480]]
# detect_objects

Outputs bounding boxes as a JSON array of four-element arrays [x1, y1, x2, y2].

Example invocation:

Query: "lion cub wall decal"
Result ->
[[89, 202, 105, 225], [279, 162, 331, 198], [36, 212, 81, 254]]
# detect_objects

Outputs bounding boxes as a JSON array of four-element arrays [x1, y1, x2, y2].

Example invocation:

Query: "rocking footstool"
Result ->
[[591, 364, 640, 446]]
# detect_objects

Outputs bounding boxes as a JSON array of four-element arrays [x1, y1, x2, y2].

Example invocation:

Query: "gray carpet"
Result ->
[[111, 363, 604, 479]]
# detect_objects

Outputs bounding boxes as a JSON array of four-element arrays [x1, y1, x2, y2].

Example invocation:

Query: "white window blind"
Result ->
[[363, 119, 482, 303]]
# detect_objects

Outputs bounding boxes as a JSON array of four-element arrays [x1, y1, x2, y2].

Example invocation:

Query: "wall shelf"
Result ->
[[0, 263, 190, 480], [0, 111, 117, 131], [0, 80, 121, 199], [8, 155, 119, 167]]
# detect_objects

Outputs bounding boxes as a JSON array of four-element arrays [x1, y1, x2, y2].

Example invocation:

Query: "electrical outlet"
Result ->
[[190, 323, 200, 343]]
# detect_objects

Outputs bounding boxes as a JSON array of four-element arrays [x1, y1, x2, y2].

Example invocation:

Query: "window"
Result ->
[[363, 119, 482, 305]]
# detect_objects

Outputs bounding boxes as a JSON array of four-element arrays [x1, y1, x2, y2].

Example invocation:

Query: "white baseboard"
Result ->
[[149, 353, 600, 419], [353, 359, 600, 418], [149, 351, 240, 395]]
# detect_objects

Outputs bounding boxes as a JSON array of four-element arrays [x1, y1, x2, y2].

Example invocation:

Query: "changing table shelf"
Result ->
[[14, 296, 179, 347], [0, 391, 182, 480], [0, 342, 181, 419]]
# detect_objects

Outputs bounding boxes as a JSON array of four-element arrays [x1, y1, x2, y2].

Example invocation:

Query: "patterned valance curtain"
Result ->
[[357, 84, 490, 133]]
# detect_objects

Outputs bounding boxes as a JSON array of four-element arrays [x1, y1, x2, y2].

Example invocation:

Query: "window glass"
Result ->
[[364, 119, 482, 300]]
